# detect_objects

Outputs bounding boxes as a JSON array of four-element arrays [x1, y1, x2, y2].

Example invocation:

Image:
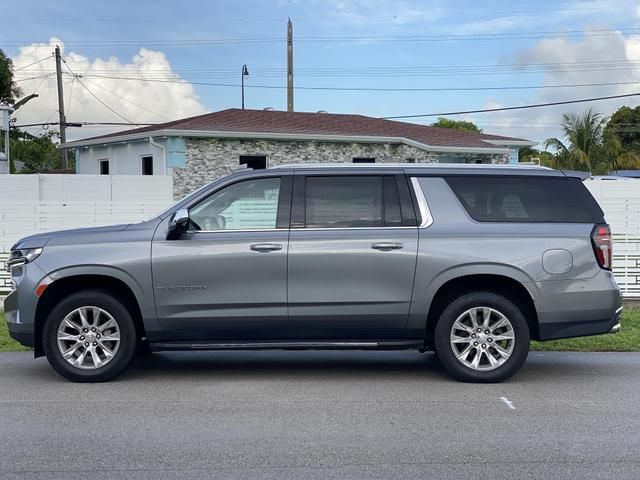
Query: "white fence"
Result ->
[[0, 175, 173, 292], [584, 179, 640, 298], [0, 175, 639, 297]]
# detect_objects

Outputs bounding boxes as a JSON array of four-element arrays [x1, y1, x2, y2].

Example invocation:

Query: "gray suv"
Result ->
[[4, 164, 622, 382]]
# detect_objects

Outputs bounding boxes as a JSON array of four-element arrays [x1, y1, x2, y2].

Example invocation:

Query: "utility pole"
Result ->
[[241, 64, 249, 109], [287, 18, 294, 112], [55, 45, 68, 168]]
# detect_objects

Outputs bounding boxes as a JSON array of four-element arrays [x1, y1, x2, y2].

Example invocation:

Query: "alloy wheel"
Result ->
[[56, 306, 121, 370], [449, 306, 515, 371]]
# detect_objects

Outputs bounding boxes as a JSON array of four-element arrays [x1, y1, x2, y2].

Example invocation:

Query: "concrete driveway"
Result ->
[[0, 350, 639, 480]]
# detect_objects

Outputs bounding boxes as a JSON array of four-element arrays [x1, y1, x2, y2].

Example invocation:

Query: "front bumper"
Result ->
[[4, 289, 35, 348], [7, 328, 35, 348], [3, 260, 45, 349]]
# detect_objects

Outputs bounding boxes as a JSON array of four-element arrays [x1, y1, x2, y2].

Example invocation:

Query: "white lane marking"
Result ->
[[500, 396, 516, 410]]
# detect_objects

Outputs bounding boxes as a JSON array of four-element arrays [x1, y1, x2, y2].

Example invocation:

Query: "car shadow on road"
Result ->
[[119, 350, 453, 382]]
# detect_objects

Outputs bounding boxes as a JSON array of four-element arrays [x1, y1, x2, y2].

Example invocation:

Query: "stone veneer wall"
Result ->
[[173, 138, 510, 198]]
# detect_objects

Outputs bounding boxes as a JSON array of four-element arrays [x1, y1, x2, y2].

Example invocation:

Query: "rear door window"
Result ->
[[445, 176, 601, 223], [302, 175, 404, 228]]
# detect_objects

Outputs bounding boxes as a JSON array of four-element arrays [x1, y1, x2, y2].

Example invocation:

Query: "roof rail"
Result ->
[[270, 162, 553, 170]]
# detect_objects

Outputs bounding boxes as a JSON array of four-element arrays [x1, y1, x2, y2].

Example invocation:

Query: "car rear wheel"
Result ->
[[43, 290, 137, 382], [434, 291, 530, 383]]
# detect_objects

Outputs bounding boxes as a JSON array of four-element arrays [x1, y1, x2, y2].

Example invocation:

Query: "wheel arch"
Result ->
[[424, 271, 540, 344], [34, 270, 146, 357]]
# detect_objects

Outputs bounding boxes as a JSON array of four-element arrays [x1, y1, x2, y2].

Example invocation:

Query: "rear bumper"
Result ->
[[538, 306, 623, 341], [533, 269, 623, 341]]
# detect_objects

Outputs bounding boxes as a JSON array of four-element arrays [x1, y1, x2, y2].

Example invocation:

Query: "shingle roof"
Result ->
[[66, 108, 533, 149]]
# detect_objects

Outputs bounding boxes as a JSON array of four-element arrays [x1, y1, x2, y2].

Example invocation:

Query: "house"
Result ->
[[61, 108, 536, 198]]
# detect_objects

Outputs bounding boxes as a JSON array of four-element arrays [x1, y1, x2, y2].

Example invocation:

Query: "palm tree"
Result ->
[[544, 109, 605, 171]]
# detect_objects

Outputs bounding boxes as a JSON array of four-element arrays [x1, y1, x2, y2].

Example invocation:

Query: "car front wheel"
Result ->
[[43, 290, 137, 382]]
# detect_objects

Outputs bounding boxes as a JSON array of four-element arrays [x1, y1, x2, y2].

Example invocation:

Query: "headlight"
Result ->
[[7, 248, 43, 273]]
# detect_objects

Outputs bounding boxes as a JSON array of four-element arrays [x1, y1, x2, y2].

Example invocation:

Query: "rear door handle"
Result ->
[[371, 242, 404, 251], [250, 243, 283, 253]]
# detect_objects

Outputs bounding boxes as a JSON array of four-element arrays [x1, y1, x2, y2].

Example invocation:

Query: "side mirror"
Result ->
[[167, 208, 189, 239]]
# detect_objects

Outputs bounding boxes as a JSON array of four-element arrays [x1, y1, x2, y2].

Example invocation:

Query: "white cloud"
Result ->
[[469, 28, 640, 145], [11, 38, 206, 141]]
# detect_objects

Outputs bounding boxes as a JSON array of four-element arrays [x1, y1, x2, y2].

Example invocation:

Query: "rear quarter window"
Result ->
[[445, 176, 603, 223]]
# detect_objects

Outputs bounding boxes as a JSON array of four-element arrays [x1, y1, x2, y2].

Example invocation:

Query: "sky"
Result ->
[[3, 0, 640, 146]]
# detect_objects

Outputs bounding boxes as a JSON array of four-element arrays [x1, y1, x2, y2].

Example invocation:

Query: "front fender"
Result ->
[[45, 265, 148, 310]]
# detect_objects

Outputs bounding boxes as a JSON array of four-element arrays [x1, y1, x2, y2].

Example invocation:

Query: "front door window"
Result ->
[[189, 177, 281, 231]]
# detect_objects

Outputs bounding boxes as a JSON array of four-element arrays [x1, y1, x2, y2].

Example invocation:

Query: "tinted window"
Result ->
[[189, 177, 280, 231], [305, 176, 383, 228], [446, 176, 598, 223]]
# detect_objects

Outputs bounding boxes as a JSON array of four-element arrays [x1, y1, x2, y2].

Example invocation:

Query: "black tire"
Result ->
[[42, 290, 137, 382], [434, 291, 530, 383]]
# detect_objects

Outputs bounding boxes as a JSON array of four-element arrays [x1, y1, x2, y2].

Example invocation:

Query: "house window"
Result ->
[[239, 155, 267, 169], [141, 155, 153, 175], [406, 158, 416, 163], [353, 157, 376, 163], [99, 159, 109, 175]]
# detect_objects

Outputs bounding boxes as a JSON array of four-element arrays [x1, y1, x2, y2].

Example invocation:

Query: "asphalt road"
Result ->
[[0, 350, 639, 480]]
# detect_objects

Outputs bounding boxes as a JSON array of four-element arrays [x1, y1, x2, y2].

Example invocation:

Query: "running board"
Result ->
[[149, 340, 424, 352]]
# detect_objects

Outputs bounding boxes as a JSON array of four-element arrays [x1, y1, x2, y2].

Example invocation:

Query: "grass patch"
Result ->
[[0, 309, 638, 353], [0, 311, 32, 352]]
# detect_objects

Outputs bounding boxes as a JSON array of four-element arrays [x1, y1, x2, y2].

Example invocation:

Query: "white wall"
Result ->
[[0, 174, 173, 248], [76, 139, 167, 176], [0, 174, 174, 292]]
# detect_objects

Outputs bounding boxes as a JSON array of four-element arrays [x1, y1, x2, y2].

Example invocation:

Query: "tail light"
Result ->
[[591, 224, 612, 270]]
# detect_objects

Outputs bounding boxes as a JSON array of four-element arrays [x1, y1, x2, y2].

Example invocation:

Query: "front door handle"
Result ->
[[371, 242, 404, 251], [250, 243, 283, 253]]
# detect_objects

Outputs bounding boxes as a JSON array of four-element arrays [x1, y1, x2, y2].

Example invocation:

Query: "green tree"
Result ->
[[604, 105, 640, 155], [544, 109, 605, 172], [10, 130, 63, 173], [0, 49, 22, 105], [432, 117, 482, 133]]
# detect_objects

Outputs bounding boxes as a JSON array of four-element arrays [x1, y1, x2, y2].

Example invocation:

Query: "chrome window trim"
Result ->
[[410, 177, 433, 228], [186, 226, 418, 234], [186, 228, 283, 234], [183, 176, 430, 234]]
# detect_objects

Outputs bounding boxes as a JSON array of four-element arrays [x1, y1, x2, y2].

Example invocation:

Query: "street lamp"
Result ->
[[241, 64, 249, 110]]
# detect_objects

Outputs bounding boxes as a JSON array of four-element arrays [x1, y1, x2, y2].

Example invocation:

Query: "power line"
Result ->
[[14, 74, 53, 83], [3, 27, 639, 48], [74, 78, 137, 125], [11, 121, 157, 128], [64, 73, 640, 93], [61, 58, 138, 125], [65, 77, 76, 116], [17, 58, 640, 73], [80, 76, 169, 120], [382, 92, 640, 119], [13, 55, 53, 71], [6, 4, 634, 23]]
